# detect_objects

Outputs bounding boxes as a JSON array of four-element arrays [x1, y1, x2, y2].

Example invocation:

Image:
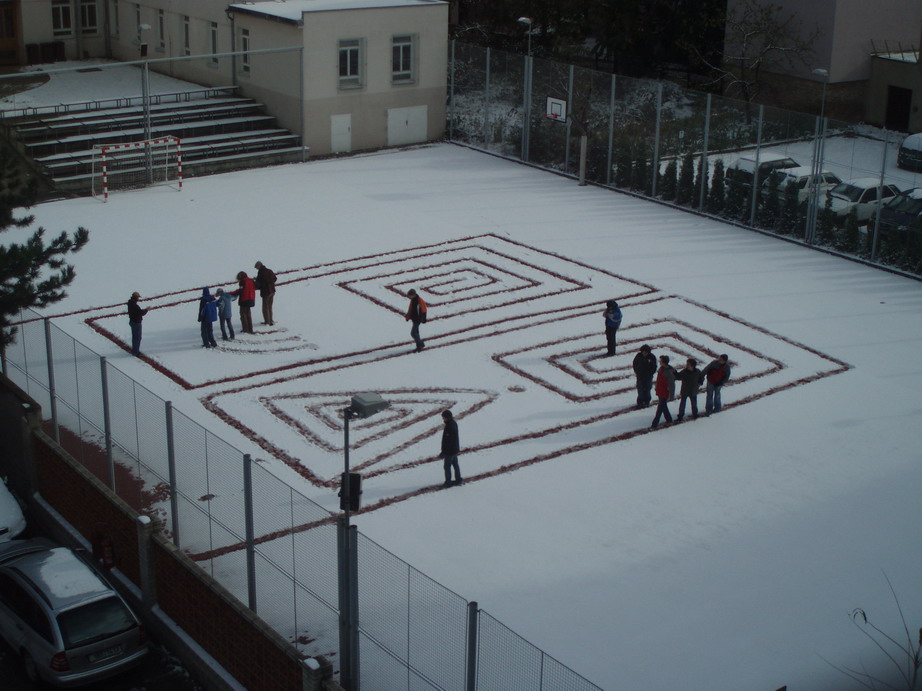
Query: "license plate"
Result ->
[[88, 645, 122, 663]]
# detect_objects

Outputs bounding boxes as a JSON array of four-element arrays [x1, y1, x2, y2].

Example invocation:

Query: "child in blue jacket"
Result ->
[[215, 288, 236, 341]]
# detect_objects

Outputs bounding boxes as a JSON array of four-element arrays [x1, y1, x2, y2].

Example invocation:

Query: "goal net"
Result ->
[[92, 136, 183, 201]]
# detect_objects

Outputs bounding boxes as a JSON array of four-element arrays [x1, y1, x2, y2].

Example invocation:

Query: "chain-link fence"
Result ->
[[2, 308, 602, 691], [448, 41, 922, 277]]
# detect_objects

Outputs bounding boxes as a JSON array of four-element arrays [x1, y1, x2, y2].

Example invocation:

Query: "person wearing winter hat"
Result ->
[[632, 344, 657, 408], [602, 299, 623, 356], [197, 287, 218, 348]]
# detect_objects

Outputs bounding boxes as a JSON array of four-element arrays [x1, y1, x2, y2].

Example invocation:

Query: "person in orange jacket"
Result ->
[[405, 288, 427, 352]]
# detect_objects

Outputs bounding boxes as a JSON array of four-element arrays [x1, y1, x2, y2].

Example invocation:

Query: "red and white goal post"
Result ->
[[92, 136, 183, 201]]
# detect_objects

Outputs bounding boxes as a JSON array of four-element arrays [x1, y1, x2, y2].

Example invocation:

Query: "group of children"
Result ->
[[641, 350, 732, 428], [197, 286, 238, 348]]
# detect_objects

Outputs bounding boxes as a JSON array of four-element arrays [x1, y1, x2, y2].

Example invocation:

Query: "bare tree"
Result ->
[[699, 0, 818, 106]]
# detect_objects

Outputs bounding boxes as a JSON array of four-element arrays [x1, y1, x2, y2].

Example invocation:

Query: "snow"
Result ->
[[37, 548, 108, 600], [229, 0, 447, 22], [4, 69, 922, 691]]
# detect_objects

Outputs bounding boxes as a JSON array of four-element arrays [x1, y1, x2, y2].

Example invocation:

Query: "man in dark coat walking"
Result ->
[[632, 344, 656, 408], [254, 261, 277, 326], [675, 358, 702, 421], [126, 291, 148, 356], [440, 410, 462, 487], [405, 288, 427, 352]]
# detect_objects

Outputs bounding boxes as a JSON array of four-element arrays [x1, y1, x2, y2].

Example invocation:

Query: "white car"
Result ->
[[762, 166, 842, 202], [0, 480, 25, 543], [825, 178, 901, 223]]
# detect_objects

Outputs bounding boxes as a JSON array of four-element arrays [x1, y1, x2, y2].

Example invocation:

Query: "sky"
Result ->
[[4, 66, 922, 691]]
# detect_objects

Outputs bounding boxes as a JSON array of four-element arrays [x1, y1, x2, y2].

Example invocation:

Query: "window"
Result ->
[[182, 16, 190, 55], [157, 9, 164, 50], [110, 0, 119, 37], [392, 34, 415, 83], [338, 39, 362, 89], [52, 0, 73, 37], [80, 0, 98, 35], [209, 21, 218, 65], [134, 3, 141, 42], [240, 28, 250, 73]]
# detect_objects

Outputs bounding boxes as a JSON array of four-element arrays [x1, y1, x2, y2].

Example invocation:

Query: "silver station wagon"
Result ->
[[0, 538, 148, 687]]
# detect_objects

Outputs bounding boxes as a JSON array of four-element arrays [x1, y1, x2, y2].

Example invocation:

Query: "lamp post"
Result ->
[[806, 67, 829, 244], [338, 392, 389, 691], [517, 16, 532, 57]]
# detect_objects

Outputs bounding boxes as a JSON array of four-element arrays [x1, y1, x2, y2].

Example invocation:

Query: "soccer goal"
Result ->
[[92, 136, 183, 201]]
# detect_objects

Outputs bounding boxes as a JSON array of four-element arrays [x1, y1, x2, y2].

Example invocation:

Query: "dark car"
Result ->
[[725, 152, 800, 187], [0, 539, 148, 686], [897, 133, 922, 172], [879, 187, 922, 232]]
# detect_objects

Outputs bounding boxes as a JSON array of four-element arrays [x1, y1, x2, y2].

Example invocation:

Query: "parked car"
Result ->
[[726, 152, 800, 187], [762, 166, 842, 202], [825, 178, 901, 224], [0, 480, 26, 543], [897, 133, 922, 172], [879, 187, 922, 232], [0, 538, 148, 686]]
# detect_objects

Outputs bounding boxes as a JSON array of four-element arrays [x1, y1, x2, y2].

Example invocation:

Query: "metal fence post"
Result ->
[[243, 453, 257, 613], [699, 93, 712, 210], [348, 524, 359, 691], [449, 40, 456, 142], [651, 82, 663, 197], [483, 47, 491, 148], [749, 104, 764, 227], [465, 601, 479, 691], [100, 356, 115, 491], [606, 74, 616, 186], [870, 130, 890, 260], [165, 400, 180, 548], [521, 53, 532, 162], [565, 64, 574, 173], [43, 318, 59, 442]]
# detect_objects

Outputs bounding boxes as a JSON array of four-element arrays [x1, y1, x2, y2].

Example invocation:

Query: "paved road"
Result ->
[[0, 634, 205, 690]]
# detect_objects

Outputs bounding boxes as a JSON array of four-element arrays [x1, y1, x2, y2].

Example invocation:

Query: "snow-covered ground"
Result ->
[[4, 68, 922, 691]]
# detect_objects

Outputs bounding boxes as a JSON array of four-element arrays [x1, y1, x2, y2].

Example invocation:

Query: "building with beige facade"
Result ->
[[1, 0, 448, 155]]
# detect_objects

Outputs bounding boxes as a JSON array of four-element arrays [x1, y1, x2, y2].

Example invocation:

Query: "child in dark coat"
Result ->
[[198, 287, 218, 348], [675, 358, 702, 421]]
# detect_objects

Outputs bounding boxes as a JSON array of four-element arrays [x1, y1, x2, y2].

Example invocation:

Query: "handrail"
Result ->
[[0, 86, 240, 121]]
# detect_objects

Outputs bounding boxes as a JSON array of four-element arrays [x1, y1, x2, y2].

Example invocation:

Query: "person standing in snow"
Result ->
[[215, 288, 236, 341], [198, 287, 218, 348], [632, 344, 657, 408], [439, 409, 462, 487], [702, 354, 732, 415], [405, 288, 427, 352], [674, 358, 702, 421], [232, 271, 256, 334], [651, 355, 675, 428], [603, 300, 622, 356], [254, 260, 277, 326], [126, 291, 148, 356]]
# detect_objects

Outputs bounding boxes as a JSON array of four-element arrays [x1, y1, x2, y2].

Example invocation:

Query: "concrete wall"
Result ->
[[867, 56, 922, 131]]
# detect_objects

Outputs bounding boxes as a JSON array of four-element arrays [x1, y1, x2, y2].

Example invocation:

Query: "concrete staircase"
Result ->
[[0, 86, 305, 197]]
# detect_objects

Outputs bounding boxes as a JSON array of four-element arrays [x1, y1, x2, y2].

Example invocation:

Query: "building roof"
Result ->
[[229, 0, 446, 24]]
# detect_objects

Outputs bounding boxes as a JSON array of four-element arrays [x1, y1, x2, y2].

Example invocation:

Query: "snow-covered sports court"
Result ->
[[12, 139, 922, 690]]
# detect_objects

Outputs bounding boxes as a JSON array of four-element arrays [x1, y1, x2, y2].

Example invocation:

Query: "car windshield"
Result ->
[[887, 195, 922, 215], [829, 183, 863, 202], [57, 596, 136, 648]]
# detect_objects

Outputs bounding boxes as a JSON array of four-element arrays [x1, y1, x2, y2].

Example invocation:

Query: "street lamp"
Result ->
[[338, 392, 389, 691], [806, 67, 830, 244], [517, 16, 533, 57]]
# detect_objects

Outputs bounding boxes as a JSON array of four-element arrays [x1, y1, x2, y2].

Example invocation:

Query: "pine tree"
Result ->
[[0, 141, 89, 350], [843, 208, 861, 254], [660, 158, 678, 201], [676, 152, 695, 207], [614, 140, 634, 190], [694, 154, 708, 210], [707, 159, 726, 215], [635, 153, 650, 195], [759, 172, 781, 229], [778, 180, 800, 235], [815, 194, 835, 246]]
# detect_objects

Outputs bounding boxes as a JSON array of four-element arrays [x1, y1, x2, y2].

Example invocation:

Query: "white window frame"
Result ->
[[240, 28, 251, 74], [182, 15, 190, 56], [80, 0, 98, 36], [338, 38, 363, 90], [156, 8, 164, 51], [52, 0, 73, 38], [208, 21, 218, 66], [392, 34, 416, 84]]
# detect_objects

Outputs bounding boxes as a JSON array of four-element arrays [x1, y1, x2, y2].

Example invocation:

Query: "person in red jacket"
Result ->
[[651, 355, 676, 428], [232, 271, 256, 334], [404, 288, 427, 352]]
